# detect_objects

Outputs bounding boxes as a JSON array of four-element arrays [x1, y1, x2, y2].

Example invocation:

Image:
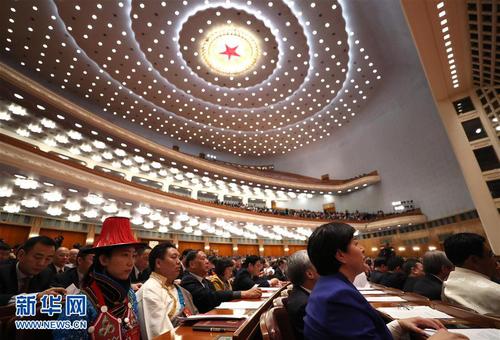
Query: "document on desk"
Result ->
[[261, 291, 275, 298], [260, 287, 281, 292], [359, 290, 386, 295], [357, 287, 375, 291], [216, 300, 265, 310], [377, 306, 453, 319], [365, 296, 406, 302], [424, 328, 500, 339], [181, 314, 249, 321]]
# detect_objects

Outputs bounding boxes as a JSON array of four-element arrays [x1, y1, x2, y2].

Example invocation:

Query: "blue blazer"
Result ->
[[304, 272, 393, 340]]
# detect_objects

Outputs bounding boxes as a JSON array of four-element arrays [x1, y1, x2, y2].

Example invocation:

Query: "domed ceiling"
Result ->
[[0, 0, 380, 157]]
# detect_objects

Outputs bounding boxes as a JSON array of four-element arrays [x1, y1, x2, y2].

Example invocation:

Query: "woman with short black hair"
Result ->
[[209, 258, 234, 291]]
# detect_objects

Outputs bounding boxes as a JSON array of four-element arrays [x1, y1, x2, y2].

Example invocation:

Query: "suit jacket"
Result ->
[[180, 271, 238, 313], [274, 267, 288, 281], [413, 273, 443, 300], [369, 270, 385, 284], [47, 263, 68, 277], [304, 272, 392, 340], [402, 276, 421, 292], [0, 262, 53, 305], [379, 271, 407, 290], [51, 267, 80, 288], [286, 286, 309, 340], [232, 268, 270, 291], [131, 267, 151, 284]]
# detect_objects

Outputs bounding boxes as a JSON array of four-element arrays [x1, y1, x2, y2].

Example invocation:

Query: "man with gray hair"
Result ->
[[413, 250, 453, 300], [285, 250, 319, 340]]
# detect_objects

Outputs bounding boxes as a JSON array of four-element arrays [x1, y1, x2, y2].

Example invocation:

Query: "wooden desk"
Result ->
[[154, 285, 289, 340], [366, 285, 500, 330]]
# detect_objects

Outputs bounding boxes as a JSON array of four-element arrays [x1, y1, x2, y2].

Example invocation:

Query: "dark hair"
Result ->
[[0, 242, 10, 251], [374, 257, 387, 268], [181, 248, 194, 259], [307, 222, 356, 276], [20, 236, 56, 253], [444, 233, 486, 266], [149, 242, 176, 271], [77, 246, 93, 259], [402, 258, 420, 275], [387, 256, 404, 271], [185, 250, 201, 269], [277, 259, 286, 266], [136, 245, 152, 256], [243, 255, 262, 268], [214, 258, 234, 277]]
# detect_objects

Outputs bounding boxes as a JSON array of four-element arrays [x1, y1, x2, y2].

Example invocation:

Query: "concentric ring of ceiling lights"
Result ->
[[0, 0, 381, 156]]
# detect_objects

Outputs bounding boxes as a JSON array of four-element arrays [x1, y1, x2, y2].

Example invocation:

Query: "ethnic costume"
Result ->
[[137, 271, 198, 339], [54, 217, 143, 340]]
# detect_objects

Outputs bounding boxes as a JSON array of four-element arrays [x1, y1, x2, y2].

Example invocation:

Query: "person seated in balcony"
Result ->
[[286, 250, 319, 340], [413, 251, 453, 300], [131, 245, 152, 284], [442, 233, 500, 315], [0, 236, 65, 306], [304, 222, 467, 340], [232, 255, 280, 291], [402, 258, 425, 292], [181, 250, 262, 313], [369, 257, 388, 283], [137, 242, 198, 339], [379, 256, 407, 290], [209, 258, 234, 291], [0, 241, 12, 264], [51, 246, 94, 289]]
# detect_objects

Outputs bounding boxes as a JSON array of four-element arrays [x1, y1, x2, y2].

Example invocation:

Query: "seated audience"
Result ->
[[181, 250, 261, 312], [131, 245, 152, 284], [65, 247, 80, 269], [369, 257, 388, 283], [55, 217, 142, 339], [0, 236, 65, 306], [51, 246, 94, 289], [285, 250, 319, 340], [209, 258, 234, 291], [137, 242, 198, 339], [378, 243, 395, 259], [273, 258, 288, 281], [232, 257, 242, 277], [443, 233, 500, 315], [304, 222, 467, 340], [47, 246, 70, 276], [379, 256, 406, 289], [233, 255, 279, 290], [402, 258, 424, 292], [413, 251, 453, 300]]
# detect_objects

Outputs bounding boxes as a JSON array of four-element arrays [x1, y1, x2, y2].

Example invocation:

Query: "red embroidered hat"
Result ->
[[91, 216, 144, 251]]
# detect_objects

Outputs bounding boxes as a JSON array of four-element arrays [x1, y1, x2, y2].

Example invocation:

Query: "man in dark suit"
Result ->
[[233, 255, 279, 291], [413, 251, 454, 300], [47, 246, 70, 277], [379, 256, 407, 289], [0, 236, 65, 305], [402, 258, 424, 292], [369, 257, 388, 283], [285, 250, 319, 340], [273, 258, 288, 281], [51, 246, 94, 289], [180, 250, 261, 312], [131, 246, 152, 283]]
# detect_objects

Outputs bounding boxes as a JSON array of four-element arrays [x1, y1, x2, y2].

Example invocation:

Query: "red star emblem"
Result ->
[[220, 44, 240, 60]]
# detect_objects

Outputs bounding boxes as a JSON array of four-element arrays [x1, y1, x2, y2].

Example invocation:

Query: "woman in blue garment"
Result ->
[[303, 222, 468, 340], [54, 217, 143, 340]]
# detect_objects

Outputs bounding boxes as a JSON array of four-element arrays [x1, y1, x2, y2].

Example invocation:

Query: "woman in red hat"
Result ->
[[54, 217, 144, 340]]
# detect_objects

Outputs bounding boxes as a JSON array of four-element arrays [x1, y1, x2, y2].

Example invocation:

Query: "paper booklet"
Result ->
[[377, 306, 454, 319]]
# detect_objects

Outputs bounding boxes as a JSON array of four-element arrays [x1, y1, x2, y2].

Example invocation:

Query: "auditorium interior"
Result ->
[[0, 0, 499, 339]]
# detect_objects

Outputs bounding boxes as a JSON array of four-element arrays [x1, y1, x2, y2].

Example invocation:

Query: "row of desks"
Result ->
[[154, 285, 289, 340], [155, 283, 500, 339]]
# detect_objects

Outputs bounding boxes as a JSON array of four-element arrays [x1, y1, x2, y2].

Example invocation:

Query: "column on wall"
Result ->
[[232, 238, 238, 256], [86, 224, 96, 245], [203, 236, 210, 252], [29, 216, 43, 238], [258, 239, 265, 256]]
